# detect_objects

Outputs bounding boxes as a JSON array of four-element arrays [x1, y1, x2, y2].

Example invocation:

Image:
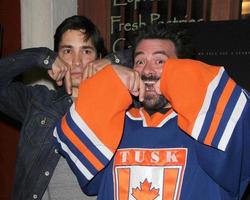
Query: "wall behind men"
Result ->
[[21, 0, 78, 89], [186, 20, 250, 92], [0, 0, 21, 199], [0, 0, 21, 56]]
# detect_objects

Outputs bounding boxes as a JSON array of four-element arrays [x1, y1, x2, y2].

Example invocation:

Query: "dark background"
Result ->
[[188, 20, 250, 92]]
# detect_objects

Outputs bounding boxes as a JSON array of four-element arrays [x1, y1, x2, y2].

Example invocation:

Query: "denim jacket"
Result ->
[[0, 48, 73, 200], [0, 47, 132, 200]]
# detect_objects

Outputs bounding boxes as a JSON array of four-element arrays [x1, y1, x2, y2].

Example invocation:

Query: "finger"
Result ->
[[139, 79, 145, 102], [56, 80, 63, 86], [129, 71, 140, 96], [53, 71, 64, 83], [64, 70, 72, 95], [53, 61, 68, 78], [82, 66, 89, 80], [47, 69, 54, 79], [59, 70, 68, 81], [88, 64, 94, 78], [51, 67, 62, 81]]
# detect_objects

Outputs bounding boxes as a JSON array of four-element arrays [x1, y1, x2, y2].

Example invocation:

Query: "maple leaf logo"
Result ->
[[131, 179, 160, 200]]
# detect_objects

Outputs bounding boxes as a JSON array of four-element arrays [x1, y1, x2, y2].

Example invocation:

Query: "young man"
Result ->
[[54, 23, 250, 199], [0, 15, 108, 200]]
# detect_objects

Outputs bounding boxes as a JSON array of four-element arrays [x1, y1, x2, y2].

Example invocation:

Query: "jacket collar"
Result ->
[[52, 86, 70, 101]]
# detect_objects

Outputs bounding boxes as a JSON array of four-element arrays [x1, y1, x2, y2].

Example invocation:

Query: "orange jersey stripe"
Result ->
[[61, 116, 104, 171], [204, 79, 236, 145], [127, 107, 141, 119], [117, 168, 130, 200], [163, 168, 179, 200]]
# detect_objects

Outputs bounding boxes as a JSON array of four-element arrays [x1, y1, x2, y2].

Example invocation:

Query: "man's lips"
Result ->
[[71, 72, 82, 76]]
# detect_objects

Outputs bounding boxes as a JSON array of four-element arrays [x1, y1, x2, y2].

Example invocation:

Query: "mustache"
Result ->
[[141, 74, 160, 82]]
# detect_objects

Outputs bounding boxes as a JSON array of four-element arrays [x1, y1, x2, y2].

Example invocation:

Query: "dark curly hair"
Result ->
[[134, 23, 196, 59]]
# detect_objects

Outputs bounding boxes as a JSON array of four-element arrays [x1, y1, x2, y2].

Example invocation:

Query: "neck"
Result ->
[[145, 103, 172, 116], [71, 87, 78, 101]]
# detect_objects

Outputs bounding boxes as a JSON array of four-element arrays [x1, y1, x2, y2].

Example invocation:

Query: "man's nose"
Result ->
[[72, 52, 82, 66], [142, 62, 155, 75]]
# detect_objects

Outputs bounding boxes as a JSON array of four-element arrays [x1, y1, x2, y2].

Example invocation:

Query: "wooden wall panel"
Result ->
[[0, 0, 21, 199], [210, 0, 241, 20], [0, 0, 21, 56], [78, 0, 111, 51], [0, 116, 19, 200]]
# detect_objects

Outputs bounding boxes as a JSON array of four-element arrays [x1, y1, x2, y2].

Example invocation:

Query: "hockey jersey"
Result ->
[[53, 59, 250, 199]]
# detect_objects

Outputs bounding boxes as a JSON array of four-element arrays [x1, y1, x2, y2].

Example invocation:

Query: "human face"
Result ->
[[134, 39, 177, 111], [58, 29, 98, 88]]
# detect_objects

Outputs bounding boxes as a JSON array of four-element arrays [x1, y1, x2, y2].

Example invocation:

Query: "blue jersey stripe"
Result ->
[[212, 85, 242, 148], [65, 112, 109, 166], [55, 121, 99, 176], [54, 128, 92, 187], [198, 72, 229, 142]]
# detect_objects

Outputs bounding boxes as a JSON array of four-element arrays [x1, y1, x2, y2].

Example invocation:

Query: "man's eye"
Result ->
[[83, 49, 93, 55], [135, 60, 144, 65], [156, 59, 165, 65], [63, 49, 71, 54]]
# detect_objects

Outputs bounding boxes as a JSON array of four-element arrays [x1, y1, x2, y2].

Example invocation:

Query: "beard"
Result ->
[[141, 74, 168, 112], [142, 93, 168, 111]]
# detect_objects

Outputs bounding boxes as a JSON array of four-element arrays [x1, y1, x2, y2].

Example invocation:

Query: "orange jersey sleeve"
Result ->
[[75, 65, 132, 152], [160, 59, 247, 151]]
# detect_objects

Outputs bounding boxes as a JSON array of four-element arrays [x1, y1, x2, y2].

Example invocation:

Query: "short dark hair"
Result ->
[[54, 15, 106, 57], [134, 23, 196, 59]]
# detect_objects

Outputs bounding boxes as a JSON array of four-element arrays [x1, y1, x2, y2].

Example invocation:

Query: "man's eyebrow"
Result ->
[[134, 51, 144, 58], [59, 45, 95, 50], [59, 45, 72, 49], [153, 50, 168, 56], [134, 50, 169, 58], [81, 45, 95, 50]]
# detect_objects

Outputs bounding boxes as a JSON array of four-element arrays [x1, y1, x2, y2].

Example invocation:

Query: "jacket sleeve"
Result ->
[[53, 65, 132, 189], [0, 47, 57, 122], [160, 58, 250, 196]]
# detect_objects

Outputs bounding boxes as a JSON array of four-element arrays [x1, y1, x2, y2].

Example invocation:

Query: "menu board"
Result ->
[[110, 1, 250, 91], [110, 0, 205, 52]]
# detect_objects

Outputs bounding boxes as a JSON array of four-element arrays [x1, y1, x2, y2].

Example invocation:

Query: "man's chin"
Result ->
[[142, 95, 168, 111], [71, 80, 81, 88]]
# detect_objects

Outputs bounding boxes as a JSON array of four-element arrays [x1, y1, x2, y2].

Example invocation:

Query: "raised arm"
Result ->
[[0, 47, 64, 121], [160, 58, 250, 196], [160, 59, 247, 151], [53, 65, 133, 188]]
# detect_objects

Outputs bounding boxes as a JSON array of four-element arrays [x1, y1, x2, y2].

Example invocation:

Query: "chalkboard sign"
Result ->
[[110, 0, 206, 52], [110, 1, 250, 92]]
